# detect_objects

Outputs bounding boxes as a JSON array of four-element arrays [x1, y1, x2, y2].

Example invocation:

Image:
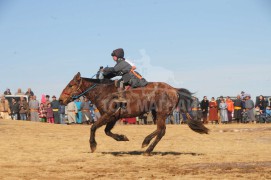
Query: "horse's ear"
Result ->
[[73, 72, 81, 81]]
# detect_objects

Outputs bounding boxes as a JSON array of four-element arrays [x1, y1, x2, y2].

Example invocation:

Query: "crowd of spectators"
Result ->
[[166, 91, 271, 125], [1, 88, 271, 125], [0, 88, 101, 125]]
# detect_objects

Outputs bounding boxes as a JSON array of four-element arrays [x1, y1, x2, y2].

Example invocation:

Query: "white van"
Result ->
[[4, 95, 29, 105]]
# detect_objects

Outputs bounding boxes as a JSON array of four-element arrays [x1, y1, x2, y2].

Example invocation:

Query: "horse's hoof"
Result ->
[[141, 143, 148, 148], [122, 135, 129, 141], [90, 143, 97, 153], [116, 135, 129, 141], [141, 139, 151, 148]]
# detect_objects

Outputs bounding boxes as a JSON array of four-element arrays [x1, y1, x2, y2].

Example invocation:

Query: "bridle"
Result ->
[[63, 77, 97, 100], [62, 77, 82, 97], [74, 77, 84, 95]]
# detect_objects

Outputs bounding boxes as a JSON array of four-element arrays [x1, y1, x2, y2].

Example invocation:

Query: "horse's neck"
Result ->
[[82, 80, 116, 103]]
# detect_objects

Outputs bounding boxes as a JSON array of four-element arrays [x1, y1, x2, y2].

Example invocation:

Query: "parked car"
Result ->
[[4, 95, 29, 106], [255, 96, 271, 107], [3, 95, 29, 119]]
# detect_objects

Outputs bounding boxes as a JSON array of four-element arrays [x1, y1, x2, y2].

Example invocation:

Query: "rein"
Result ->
[[72, 83, 97, 99], [91, 73, 97, 78]]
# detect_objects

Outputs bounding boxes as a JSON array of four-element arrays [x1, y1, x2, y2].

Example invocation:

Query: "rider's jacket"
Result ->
[[104, 58, 148, 88]]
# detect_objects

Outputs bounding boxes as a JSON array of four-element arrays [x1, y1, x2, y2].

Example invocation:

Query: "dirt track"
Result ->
[[0, 119, 271, 179]]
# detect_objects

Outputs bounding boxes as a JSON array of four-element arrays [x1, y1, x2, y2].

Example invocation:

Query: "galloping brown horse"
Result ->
[[59, 72, 208, 155]]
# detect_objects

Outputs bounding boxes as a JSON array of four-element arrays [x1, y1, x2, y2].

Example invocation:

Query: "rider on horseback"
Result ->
[[103, 48, 148, 103]]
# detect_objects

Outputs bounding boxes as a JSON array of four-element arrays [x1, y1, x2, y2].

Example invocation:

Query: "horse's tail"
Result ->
[[176, 88, 209, 134]]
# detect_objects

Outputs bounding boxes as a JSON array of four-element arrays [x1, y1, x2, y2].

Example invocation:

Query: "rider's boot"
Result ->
[[114, 88, 127, 107]]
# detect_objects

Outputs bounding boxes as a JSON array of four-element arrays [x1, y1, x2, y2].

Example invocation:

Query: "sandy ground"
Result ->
[[0, 119, 271, 180]]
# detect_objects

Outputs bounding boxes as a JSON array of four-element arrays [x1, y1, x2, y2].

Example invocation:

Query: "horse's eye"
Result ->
[[68, 84, 73, 88]]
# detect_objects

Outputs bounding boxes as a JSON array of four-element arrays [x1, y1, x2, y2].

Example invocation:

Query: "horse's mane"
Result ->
[[82, 77, 114, 84]]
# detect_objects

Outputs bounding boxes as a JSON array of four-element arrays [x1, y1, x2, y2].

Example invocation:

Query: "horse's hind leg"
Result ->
[[144, 118, 166, 155], [104, 120, 129, 141], [142, 130, 158, 148], [141, 110, 159, 147]]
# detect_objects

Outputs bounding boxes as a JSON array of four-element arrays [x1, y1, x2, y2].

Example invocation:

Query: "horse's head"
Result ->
[[59, 72, 82, 105]]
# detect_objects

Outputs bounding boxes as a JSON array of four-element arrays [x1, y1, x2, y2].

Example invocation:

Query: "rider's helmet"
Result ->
[[111, 48, 124, 58]]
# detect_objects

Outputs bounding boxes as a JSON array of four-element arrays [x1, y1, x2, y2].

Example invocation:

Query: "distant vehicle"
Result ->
[[4, 95, 29, 105], [255, 96, 271, 107], [216, 96, 238, 101], [3, 95, 29, 119]]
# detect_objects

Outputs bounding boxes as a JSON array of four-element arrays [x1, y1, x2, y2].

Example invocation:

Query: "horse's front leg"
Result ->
[[104, 120, 129, 141], [89, 114, 110, 153]]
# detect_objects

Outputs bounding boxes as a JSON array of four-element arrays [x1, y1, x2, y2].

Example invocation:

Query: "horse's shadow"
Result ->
[[100, 151, 204, 156]]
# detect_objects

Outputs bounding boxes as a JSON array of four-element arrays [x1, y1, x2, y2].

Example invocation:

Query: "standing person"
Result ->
[[58, 100, 66, 124], [25, 88, 34, 96], [51, 95, 60, 124], [45, 95, 51, 107], [18, 96, 29, 120], [96, 66, 104, 79], [25, 88, 34, 101], [255, 95, 267, 111], [173, 107, 180, 124], [46, 103, 54, 123], [27, 95, 33, 120], [4, 88, 12, 95], [15, 88, 24, 95], [240, 91, 246, 108], [191, 96, 201, 121], [226, 96, 234, 123], [29, 95, 39, 122], [209, 97, 218, 124], [216, 96, 224, 122], [264, 106, 271, 123], [80, 97, 92, 124], [10, 98, 20, 120], [245, 94, 256, 123], [66, 99, 78, 124], [200, 96, 209, 124], [0, 95, 11, 119], [219, 99, 228, 124], [40, 94, 46, 105], [74, 98, 82, 124], [19, 106, 27, 120], [234, 95, 243, 123], [254, 106, 261, 123], [38, 103, 47, 122]]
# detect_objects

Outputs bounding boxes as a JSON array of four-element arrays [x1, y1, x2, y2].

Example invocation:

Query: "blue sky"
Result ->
[[1, 0, 271, 101]]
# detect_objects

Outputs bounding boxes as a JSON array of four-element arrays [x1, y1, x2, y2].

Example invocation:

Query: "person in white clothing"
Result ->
[[66, 100, 78, 124]]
